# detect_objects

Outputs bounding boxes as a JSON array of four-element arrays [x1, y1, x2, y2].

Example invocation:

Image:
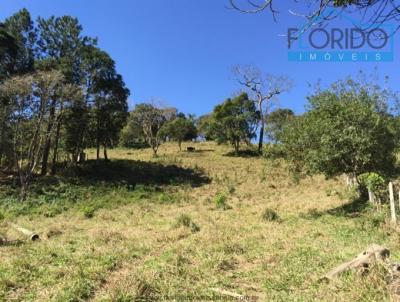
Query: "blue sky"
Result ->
[[1, 0, 399, 116]]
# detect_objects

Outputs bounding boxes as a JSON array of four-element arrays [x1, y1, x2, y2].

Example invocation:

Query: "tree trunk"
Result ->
[[96, 142, 100, 160], [0, 111, 7, 167], [152, 146, 158, 157], [234, 140, 240, 154], [41, 101, 56, 176], [51, 120, 62, 175], [41, 136, 52, 175], [258, 124, 264, 152], [258, 101, 264, 153], [0, 130, 4, 166], [19, 174, 29, 201], [323, 244, 390, 280], [104, 146, 108, 162], [10, 223, 39, 241], [389, 182, 396, 224]]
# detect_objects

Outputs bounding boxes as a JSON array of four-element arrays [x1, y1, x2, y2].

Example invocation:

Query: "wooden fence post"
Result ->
[[368, 188, 375, 204], [389, 182, 396, 224], [398, 190, 400, 213]]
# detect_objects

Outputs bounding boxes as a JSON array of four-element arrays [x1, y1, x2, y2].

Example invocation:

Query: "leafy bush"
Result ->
[[359, 172, 386, 203], [280, 79, 396, 181], [359, 173, 385, 192]]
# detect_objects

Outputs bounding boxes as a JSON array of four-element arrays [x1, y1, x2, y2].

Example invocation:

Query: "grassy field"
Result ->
[[0, 142, 399, 301]]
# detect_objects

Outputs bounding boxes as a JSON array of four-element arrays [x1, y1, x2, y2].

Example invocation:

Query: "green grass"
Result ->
[[0, 142, 399, 301]]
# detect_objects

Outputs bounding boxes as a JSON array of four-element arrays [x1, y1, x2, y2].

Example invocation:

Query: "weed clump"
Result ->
[[174, 214, 200, 233], [262, 208, 280, 222], [134, 279, 160, 301], [214, 193, 231, 210], [82, 206, 96, 218], [299, 208, 323, 220]]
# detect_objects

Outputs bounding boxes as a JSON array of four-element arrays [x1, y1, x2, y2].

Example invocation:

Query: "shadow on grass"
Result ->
[[0, 159, 211, 218], [223, 149, 261, 158], [300, 196, 370, 220], [325, 195, 370, 217], [190, 149, 215, 153], [60, 159, 211, 188]]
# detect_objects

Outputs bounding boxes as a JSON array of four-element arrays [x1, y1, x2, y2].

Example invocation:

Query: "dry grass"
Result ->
[[0, 141, 399, 301]]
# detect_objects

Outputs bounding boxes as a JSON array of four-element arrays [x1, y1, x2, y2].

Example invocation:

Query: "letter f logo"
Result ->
[[288, 28, 299, 49]]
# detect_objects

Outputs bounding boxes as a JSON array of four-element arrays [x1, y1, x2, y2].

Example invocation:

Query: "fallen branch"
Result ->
[[323, 244, 389, 280], [9, 223, 39, 241], [209, 288, 245, 299]]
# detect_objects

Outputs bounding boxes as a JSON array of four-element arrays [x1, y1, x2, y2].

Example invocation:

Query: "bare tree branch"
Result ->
[[232, 64, 292, 152], [229, 0, 400, 33]]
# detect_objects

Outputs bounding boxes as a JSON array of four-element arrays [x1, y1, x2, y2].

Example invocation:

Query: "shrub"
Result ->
[[263, 143, 285, 159], [262, 208, 280, 222], [174, 214, 200, 233], [82, 206, 96, 218], [359, 172, 386, 203], [359, 173, 385, 192]]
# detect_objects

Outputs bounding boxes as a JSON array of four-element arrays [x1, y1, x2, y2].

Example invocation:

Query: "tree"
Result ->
[[82, 46, 129, 161], [162, 117, 197, 151], [92, 74, 129, 161], [0, 9, 144, 175], [0, 70, 80, 199], [36, 15, 96, 169], [129, 103, 166, 156], [280, 78, 396, 183], [229, 0, 400, 32], [266, 108, 294, 143], [209, 93, 258, 153], [2, 9, 36, 76], [120, 116, 147, 148], [0, 24, 18, 79], [63, 97, 88, 164], [0, 9, 36, 167], [233, 65, 291, 152]]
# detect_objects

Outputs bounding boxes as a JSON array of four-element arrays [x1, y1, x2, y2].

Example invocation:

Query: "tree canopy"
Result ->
[[280, 78, 396, 181], [208, 93, 259, 153], [161, 116, 197, 150]]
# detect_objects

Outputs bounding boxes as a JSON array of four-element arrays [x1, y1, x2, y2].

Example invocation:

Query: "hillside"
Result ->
[[0, 142, 398, 301]]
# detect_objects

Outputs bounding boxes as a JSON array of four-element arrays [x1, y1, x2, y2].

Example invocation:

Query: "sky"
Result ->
[[1, 0, 399, 116]]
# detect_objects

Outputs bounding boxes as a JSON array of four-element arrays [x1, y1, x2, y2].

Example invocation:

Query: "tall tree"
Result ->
[[0, 24, 18, 79], [36, 15, 96, 171], [0, 70, 80, 199], [233, 65, 291, 152], [0, 9, 36, 167], [2, 9, 36, 76], [82, 46, 129, 160], [0, 25, 18, 166]]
